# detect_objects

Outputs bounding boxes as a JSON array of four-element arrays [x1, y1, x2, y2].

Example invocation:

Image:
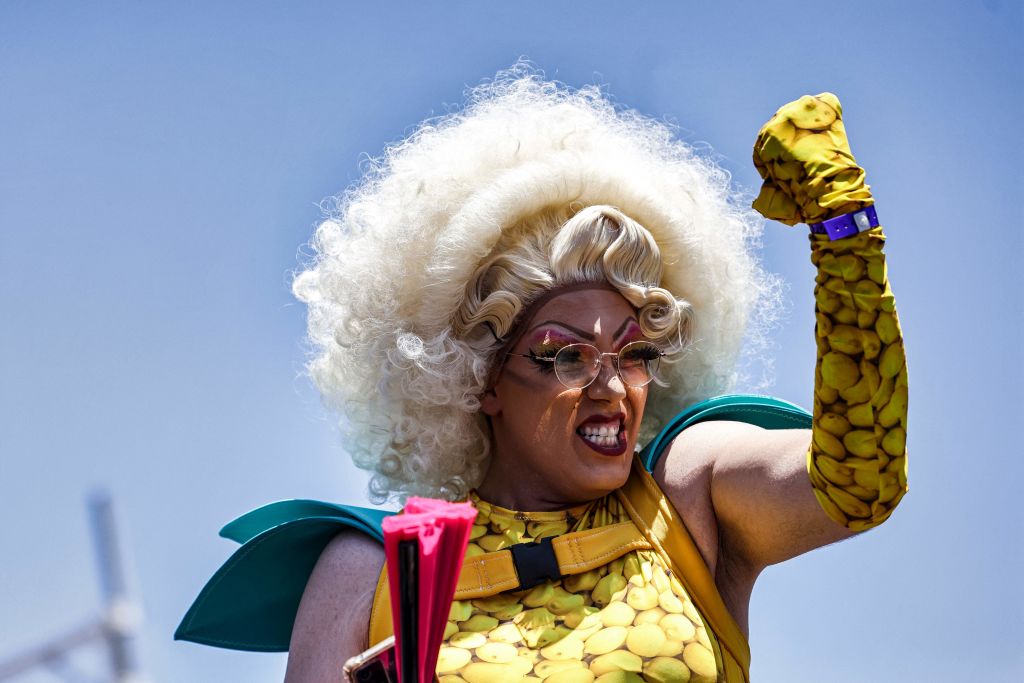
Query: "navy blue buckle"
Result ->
[[508, 537, 562, 589]]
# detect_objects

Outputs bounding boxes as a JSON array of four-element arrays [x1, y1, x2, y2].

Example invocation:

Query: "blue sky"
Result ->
[[1, 1, 1021, 681]]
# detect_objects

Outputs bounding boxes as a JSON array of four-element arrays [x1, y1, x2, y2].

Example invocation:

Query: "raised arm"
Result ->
[[751, 92, 908, 535], [658, 94, 908, 600]]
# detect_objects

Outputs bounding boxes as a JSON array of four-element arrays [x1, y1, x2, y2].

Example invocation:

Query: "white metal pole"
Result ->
[[88, 491, 143, 683]]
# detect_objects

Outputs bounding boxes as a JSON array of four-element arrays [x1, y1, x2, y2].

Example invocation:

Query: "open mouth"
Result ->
[[576, 414, 627, 456]]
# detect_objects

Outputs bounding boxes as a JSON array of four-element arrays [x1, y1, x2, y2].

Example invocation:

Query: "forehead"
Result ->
[[526, 288, 639, 334]]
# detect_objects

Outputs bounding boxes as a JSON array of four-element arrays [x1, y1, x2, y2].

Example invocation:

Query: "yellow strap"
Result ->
[[615, 457, 751, 681], [368, 566, 392, 647], [369, 520, 650, 644], [456, 521, 650, 599]]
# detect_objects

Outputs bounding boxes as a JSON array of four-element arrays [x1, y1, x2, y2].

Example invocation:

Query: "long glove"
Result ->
[[753, 94, 908, 532]]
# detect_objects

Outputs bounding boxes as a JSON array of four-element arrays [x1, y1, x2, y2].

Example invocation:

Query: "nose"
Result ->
[[586, 354, 628, 402]]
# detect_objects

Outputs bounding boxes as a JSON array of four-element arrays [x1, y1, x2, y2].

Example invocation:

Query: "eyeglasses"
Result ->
[[508, 340, 665, 389]]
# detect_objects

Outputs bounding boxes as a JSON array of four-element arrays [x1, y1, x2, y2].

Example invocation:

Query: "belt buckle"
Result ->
[[508, 536, 562, 589]]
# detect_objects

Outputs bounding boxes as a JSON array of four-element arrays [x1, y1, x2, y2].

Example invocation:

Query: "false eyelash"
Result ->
[[528, 344, 562, 358], [526, 348, 559, 373], [530, 360, 557, 374], [626, 346, 662, 361]]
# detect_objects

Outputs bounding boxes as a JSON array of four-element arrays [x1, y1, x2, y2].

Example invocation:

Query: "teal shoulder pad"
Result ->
[[175, 501, 395, 652], [640, 394, 811, 472]]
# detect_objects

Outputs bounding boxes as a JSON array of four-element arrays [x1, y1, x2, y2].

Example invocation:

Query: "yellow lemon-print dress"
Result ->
[[435, 492, 723, 683]]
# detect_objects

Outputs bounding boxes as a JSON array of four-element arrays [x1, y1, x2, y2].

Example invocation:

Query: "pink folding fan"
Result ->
[[381, 497, 477, 683]]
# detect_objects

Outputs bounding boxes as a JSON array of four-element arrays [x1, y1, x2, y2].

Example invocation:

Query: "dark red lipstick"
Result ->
[[575, 412, 627, 456]]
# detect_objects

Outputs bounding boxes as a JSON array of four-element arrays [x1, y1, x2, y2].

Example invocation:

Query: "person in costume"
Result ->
[[177, 68, 908, 683]]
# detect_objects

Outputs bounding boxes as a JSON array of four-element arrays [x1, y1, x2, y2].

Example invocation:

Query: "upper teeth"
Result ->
[[581, 423, 620, 436]]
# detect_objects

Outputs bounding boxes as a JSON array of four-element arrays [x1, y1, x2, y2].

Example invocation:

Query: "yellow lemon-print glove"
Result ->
[[753, 93, 908, 531]]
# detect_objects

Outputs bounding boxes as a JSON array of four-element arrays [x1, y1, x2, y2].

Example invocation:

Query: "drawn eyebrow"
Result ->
[[527, 317, 640, 343], [613, 317, 641, 341], [527, 320, 595, 341]]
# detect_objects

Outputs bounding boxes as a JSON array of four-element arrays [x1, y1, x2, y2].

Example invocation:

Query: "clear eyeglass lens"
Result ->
[[553, 341, 661, 388], [618, 341, 661, 387], [553, 344, 594, 388]]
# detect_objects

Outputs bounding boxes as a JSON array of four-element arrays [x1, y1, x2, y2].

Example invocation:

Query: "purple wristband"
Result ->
[[809, 205, 879, 240]]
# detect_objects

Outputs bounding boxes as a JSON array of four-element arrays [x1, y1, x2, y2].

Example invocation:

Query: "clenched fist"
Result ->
[[752, 93, 874, 226]]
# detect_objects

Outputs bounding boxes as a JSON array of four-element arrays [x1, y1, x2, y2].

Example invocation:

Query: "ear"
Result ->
[[479, 388, 502, 416]]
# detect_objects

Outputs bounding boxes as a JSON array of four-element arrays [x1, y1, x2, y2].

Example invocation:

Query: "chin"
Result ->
[[570, 455, 633, 498]]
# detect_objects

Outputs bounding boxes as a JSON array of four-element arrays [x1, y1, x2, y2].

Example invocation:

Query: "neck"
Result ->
[[475, 450, 598, 512]]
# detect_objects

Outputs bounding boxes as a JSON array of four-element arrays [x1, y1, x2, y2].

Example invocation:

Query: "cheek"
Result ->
[[628, 388, 649, 432], [522, 393, 583, 456], [507, 384, 581, 442]]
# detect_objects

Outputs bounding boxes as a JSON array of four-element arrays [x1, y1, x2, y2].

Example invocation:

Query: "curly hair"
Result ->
[[292, 64, 778, 504]]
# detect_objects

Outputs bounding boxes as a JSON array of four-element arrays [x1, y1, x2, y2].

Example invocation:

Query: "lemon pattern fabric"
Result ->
[[434, 491, 724, 683], [752, 93, 908, 531]]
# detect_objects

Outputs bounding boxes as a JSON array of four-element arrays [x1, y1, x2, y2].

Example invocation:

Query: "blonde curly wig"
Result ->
[[293, 65, 777, 503]]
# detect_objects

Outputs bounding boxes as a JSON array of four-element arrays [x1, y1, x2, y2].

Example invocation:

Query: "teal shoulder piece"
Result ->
[[639, 394, 811, 472], [219, 499, 392, 545], [175, 501, 396, 652]]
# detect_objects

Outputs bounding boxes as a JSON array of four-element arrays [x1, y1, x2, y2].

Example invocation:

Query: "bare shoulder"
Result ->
[[284, 530, 386, 683]]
